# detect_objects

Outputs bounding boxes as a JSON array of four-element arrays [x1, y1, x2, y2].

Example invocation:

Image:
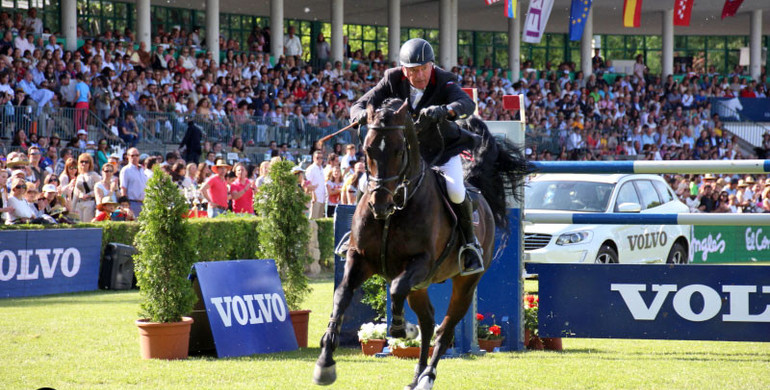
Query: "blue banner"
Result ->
[[527, 263, 770, 341], [712, 97, 770, 122], [0, 229, 102, 298], [194, 260, 298, 357], [569, 0, 592, 41]]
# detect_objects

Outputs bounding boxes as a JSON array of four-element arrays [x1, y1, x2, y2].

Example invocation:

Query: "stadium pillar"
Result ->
[[662, 9, 674, 79], [450, 0, 458, 68], [136, 0, 151, 51], [750, 10, 763, 81], [331, 0, 344, 63], [270, 0, 284, 63], [388, 0, 400, 64], [205, 0, 219, 65], [439, 0, 452, 69], [508, 2, 521, 82], [61, 0, 76, 52], [580, 8, 593, 75]]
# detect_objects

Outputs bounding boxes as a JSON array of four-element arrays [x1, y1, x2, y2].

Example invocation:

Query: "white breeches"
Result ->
[[437, 155, 466, 204]]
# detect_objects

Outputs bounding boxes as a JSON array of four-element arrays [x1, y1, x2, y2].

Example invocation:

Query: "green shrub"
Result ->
[[254, 160, 313, 311], [133, 167, 197, 323], [315, 218, 335, 268], [361, 275, 387, 321]]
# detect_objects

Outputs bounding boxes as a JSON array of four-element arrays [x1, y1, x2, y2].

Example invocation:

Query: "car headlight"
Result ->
[[556, 231, 592, 245]]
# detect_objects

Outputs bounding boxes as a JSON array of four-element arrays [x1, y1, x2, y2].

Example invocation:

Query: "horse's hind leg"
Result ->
[[404, 289, 435, 390], [313, 250, 370, 386]]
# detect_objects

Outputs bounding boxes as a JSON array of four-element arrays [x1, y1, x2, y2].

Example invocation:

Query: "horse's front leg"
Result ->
[[405, 289, 435, 390], [389, 253, 430, 338], [313, 249, 371, 386]]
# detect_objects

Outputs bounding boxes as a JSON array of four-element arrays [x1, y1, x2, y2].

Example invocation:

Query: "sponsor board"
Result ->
[[527, 263, 770, 341], [194, 260, 297, 357], [0, 229, 102, 298], [692, 226, 770, 263]]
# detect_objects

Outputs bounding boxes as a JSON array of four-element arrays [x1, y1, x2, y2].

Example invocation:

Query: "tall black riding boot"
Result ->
[[454, 196, 484, 276]]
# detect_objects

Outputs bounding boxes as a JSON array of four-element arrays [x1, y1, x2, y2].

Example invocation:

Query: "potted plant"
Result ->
[[476, 313, 504, 352], [134, 166, 197, 360], [524, 294, 542, 350], [387, 324, 437, 359], [254, 160, 313, 347], [357, 322, 387, 356]]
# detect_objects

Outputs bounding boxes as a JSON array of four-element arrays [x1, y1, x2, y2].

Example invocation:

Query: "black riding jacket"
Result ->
[[350, 66, 479, 165]]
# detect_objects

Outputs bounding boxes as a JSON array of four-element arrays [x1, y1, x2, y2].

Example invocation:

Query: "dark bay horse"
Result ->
[[313, 99, 528, 390]]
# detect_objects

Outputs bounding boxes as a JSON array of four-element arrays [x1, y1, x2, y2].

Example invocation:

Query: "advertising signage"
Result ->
[[0, 229, 102, 298], [692, 226, 770, 264], [528, 263, 770, 342]]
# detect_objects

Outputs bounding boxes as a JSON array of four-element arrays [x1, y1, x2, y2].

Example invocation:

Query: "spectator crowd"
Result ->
[[1, 8, 770, 223]]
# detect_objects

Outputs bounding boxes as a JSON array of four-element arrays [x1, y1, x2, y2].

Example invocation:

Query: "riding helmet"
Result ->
[[399, 38, 435, 68]]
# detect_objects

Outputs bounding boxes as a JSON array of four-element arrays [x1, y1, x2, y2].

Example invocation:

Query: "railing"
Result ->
[[132, 111, 352, 149], [1, 105, 124, 151]]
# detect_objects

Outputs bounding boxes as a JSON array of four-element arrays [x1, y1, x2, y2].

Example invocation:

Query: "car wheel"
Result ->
[[595, 244, 618, 264], [666, 242, 688, 264]]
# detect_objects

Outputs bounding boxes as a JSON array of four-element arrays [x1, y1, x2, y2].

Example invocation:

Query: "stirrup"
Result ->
[[334, 231, 351, 258], [459, 243, 484, 276]]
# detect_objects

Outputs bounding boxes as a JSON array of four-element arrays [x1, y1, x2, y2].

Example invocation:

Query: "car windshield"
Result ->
[[526, 180, 614, 212]]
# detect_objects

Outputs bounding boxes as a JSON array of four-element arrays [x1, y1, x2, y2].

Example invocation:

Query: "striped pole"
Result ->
[[524, 211, 770, 226], [531, 160, 770, 175]]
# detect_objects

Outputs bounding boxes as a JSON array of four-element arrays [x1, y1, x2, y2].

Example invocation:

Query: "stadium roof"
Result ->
[[156, 0, 768, 36]]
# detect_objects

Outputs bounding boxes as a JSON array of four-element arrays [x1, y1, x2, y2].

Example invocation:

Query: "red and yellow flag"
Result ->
[[623, 0, 643, 28]]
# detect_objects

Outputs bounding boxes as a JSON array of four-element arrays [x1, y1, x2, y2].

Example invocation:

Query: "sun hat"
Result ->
[[97, 196, 119, 212], [42, 184, 57, 193], [703, 173, 716, 180], [737, 179, 748, 188], [212, 158, 231, 173], [745, 176, 756, 185], [291, 165, 304, 175], [6, 154, 30, 168], [77, 129, 87, 136]]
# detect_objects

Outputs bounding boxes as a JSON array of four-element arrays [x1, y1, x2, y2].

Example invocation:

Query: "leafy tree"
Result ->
[[134, 167, 197, 323], [254, 161, 312, 310]]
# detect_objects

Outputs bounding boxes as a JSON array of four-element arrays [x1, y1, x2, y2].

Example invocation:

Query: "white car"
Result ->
[[523, 173, 691, 264]]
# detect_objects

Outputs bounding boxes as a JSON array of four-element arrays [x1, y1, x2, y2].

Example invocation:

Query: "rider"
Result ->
[[349, 38, 484, 275]]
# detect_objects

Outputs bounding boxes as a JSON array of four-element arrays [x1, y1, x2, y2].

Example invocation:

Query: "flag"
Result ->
[[623, 0, 642, 28], [673, 0, 694, 26], [505, 0, 517, 18], [522, 0, 554, 44], [721, 0, 744, 19], [569, 0, 593, 41], [484, 0, 502, 5]]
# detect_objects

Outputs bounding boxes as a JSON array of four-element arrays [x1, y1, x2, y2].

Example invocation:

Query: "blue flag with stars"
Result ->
[[569, 0, 593, 41]]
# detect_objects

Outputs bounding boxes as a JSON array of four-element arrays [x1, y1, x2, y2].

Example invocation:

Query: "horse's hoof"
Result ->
[[390, 324, 406, 339], [312, 363, 337, 386], [414, 367, 436, 390]]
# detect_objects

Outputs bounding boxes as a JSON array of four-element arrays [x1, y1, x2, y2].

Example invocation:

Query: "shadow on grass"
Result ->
[[0, 290, 139, 308]]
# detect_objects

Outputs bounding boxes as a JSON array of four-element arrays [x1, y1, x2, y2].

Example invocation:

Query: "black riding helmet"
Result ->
[[399, 38, 434, 68]]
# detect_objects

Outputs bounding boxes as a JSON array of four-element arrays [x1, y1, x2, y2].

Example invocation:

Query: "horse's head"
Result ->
[[363, 99, 413, 220]]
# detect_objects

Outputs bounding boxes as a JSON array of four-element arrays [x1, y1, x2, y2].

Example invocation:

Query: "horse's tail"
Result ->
[[459, 116, 535, 255]]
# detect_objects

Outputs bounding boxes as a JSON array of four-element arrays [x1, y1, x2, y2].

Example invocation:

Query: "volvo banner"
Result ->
[[527, 263, 770, 342], [194, 260, 298, 357], [0, 229, 102, 298]]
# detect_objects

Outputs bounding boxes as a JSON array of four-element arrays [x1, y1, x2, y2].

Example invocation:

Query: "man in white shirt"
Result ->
[[304, 150, 327, 219], [284, 26, 303, 61]]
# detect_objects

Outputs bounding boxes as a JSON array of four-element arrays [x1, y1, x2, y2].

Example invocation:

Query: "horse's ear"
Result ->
[[395, 100, 409, 121], [366, 104, 376, 124]]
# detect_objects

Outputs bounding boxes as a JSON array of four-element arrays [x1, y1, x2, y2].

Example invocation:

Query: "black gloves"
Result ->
[[421, 105, 449, 122], [351, 111, 367, 126]]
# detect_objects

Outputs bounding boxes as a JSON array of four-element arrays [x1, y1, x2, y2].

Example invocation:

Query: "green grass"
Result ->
[[1, 276, 768, 389]]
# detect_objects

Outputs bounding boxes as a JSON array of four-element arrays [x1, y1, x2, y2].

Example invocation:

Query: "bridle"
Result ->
[[364, 124, 425, 214]]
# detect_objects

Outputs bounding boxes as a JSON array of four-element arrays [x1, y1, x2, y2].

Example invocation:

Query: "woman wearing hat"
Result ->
[[92, 196, 119, 222], [199, 158, 230, 218], [40, 183, 73, 224], [6, 177, 35, 224]]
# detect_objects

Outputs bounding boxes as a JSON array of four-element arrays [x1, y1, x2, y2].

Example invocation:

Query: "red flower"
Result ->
[[476, 313, 485, 321], [489, 325, 501, 336]]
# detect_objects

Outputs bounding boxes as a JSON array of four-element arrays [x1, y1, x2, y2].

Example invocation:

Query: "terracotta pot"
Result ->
[[478, 338, 503, 352], [360, 339, 387, 356], [391, 346, 434, 359], [136, 317, 194, 360], [527, 335, 544, 350], [290, 310, 311, 348], [543, 337, 563, 351]]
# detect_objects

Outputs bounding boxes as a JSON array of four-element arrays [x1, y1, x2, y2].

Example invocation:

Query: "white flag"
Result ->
[[522, 0, 554, 44]]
